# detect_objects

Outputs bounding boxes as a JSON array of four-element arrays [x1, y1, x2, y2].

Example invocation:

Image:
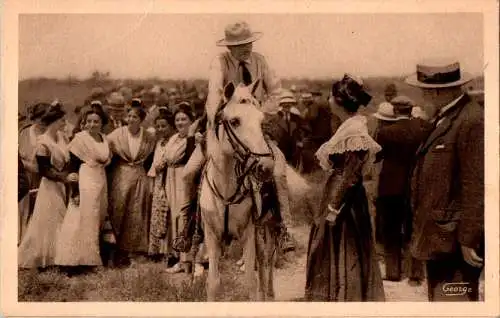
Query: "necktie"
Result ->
[[239, 61, 252, 86]]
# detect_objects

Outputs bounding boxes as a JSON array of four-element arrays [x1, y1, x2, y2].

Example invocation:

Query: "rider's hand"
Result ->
[[188, 118, 201, 136], [194, 132, 204, 144], [66, 173, 79, 183]]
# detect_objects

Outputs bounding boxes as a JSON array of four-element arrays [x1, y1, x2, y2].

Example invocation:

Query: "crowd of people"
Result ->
[[17, 20, 484, 302]]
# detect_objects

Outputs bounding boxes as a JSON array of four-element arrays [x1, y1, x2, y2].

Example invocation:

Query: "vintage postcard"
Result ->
[[1, 0, 498, 317]]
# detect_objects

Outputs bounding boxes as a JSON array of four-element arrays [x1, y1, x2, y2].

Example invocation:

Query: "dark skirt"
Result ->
[[305, 182, 385, 301]]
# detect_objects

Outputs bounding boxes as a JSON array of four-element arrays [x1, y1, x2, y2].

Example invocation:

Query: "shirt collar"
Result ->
[[437, 94, 464, 117], [229, 52, 251, 65]]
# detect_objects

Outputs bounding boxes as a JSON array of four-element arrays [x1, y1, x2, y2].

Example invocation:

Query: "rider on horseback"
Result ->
[[179, 21, 296, 254]]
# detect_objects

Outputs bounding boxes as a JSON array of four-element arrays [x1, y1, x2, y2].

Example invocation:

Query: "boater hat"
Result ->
[[405, 59, 473, 88], [216, 21, 263, 47], [372, 102, 399, 121]]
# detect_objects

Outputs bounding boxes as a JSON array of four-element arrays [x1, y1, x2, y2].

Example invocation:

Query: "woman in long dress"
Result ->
[[18, 103, 49, 244], [54, 103, 112, 274], [18, 103, 76, 269], [107, 98, 156, 266], [305, 74, 385, 301], [147, 108, 175, 260], [163, 103, 197, 274]]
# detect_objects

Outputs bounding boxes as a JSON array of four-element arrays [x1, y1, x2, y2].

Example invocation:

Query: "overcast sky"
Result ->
[[19, 13, 484, 80]]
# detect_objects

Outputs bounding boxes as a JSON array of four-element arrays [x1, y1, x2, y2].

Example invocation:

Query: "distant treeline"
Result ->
[[18, 73, 484, 116]]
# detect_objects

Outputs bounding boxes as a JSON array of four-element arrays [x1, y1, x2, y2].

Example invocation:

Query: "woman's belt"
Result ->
[[117, 158, 145, 167]]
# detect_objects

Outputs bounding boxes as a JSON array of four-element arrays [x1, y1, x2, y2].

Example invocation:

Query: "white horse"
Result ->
[[199, 80, 282, 301]]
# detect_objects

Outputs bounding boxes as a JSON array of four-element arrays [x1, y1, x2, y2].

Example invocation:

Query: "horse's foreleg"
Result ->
[[204, 223, 221, 301], [265, 227, 277, 300], [242, 222, 258, 301], [255, 226, 268, 301]]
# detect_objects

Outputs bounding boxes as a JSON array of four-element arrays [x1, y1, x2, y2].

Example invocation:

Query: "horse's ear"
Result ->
[[223, 82, 235, 101], [248, 78, 261, 97]]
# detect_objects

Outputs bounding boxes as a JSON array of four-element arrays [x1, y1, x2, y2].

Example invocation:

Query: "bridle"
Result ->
[[204, 97, 274, 245]]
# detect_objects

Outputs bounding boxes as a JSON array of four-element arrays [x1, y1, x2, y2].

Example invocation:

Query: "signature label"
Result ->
[[442, 282, 473, 296]]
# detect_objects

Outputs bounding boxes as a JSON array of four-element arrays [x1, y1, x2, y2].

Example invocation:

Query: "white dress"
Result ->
[[18, 133, 70, 268], [54, 131, 112, 266]]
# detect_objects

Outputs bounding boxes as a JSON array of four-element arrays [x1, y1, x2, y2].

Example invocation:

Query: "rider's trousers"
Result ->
[[182, 143, 293, 230]]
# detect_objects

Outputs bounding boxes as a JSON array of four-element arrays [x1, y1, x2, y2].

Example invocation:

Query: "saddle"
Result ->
[[172, 178, 282, 253]]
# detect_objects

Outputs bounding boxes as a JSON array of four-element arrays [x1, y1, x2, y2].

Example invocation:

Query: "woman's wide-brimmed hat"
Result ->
[[405, 59, 473, 88], [372, 102, 399, 121], [216, 21, 263, 47]]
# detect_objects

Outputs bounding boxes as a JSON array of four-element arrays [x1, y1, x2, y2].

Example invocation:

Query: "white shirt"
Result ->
[[128, 127, 143, 160], [205, 52, 281, 121]]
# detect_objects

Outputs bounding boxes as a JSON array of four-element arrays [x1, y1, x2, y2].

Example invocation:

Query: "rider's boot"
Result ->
[[270, 143, 296, 253]]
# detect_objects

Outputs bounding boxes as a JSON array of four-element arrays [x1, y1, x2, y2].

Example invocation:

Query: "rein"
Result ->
[[206, 99, 274, 245]]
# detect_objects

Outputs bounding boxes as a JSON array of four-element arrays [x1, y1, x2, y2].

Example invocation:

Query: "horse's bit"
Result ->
[[205, 102, 275, 245]]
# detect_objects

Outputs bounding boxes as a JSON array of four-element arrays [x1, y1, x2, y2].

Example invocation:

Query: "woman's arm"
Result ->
[[36, 144, 69, 183], [326, 150, 368, 213], [18, 157, 30, 201], [67, 152, 83, 198]]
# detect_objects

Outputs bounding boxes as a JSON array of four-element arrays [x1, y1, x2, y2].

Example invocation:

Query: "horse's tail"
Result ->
[[285, 164, 311, 199]]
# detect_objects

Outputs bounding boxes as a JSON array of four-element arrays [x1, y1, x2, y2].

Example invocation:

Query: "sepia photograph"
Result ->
[[1, 0, 499, 316]]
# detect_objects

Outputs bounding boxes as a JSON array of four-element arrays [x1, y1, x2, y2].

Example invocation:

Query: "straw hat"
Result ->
[[216, 21, 262, 47], [405, 59, 473, 88], [278, 90, 297, 105], [107, 92, 125, 108], [372, 102, 399, 121]]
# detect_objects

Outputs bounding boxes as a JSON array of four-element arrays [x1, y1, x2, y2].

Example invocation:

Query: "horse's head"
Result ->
[[212, 80, 274, 181]]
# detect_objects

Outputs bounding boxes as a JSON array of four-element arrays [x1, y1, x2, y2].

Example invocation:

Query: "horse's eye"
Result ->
[[229, 118, 240, 128]]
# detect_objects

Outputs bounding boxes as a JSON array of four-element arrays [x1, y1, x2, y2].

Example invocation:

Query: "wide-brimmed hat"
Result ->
[[372, 102, 399, 121], [405, 59, 473, 88], [107, 92, 125, 109], [278, 90, 297, 105], [300, 92, 313, 102], [216, 21, 262, 47]]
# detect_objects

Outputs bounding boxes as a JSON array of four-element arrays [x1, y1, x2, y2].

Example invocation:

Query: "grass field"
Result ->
[[17, 76, 484, 302], [18, 170, 322, 302]]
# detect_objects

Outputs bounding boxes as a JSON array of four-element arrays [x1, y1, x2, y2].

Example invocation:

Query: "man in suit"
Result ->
[[102, 93, 127, 135], [406, 60, 484, 301], [300, 91, 335, 173], [267, 90, 309, 168], [374, 96, 430, 282]]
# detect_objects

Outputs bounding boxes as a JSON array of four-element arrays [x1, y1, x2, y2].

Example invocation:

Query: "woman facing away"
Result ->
[[147, 107, 175, 261], [54, 103, 113, 275], [18, 103, 49, 244], [107, 98, 156, 267], [18, 103, 77, 270], [305, 74, 385, 301]]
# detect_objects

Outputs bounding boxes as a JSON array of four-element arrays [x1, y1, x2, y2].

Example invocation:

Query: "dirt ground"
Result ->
[[273, 224, 428, 301]]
